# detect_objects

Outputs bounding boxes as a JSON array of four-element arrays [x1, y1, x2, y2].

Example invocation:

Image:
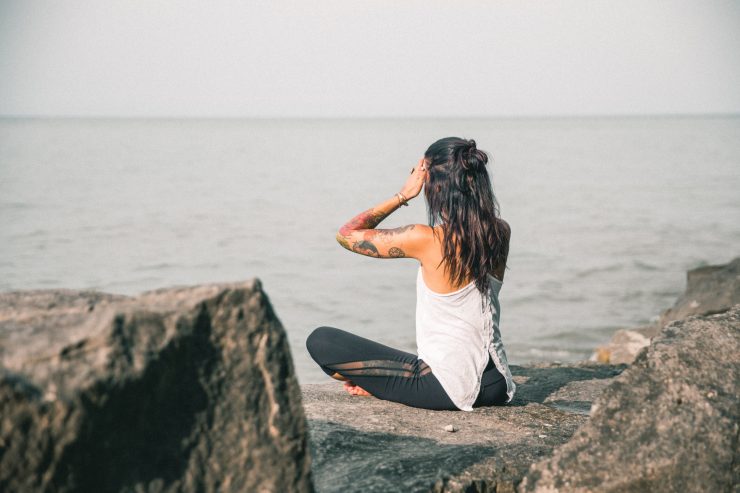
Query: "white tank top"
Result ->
[[416, 265, 516, 411]]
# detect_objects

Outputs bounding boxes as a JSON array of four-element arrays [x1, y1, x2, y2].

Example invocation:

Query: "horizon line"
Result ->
[[1, 111, 739, 121]]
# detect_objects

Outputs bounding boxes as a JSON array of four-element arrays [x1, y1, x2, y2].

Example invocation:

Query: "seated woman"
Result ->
[[306, 137, 516, 411]]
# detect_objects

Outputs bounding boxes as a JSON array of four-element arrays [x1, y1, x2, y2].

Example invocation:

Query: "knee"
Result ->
[[306, 326, 337, 357]]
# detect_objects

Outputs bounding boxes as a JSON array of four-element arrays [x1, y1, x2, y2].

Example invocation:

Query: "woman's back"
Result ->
[[413, 216, 514, 411], [415, 259, 516, 410], [417, 221, 509, 294]]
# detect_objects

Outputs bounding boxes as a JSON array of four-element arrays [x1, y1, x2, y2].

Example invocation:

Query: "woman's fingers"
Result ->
[[400, 158, 428, 198]]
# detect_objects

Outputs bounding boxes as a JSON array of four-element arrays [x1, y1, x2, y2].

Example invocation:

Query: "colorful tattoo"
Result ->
[[335, 233, 352, 251], [339, 208, 388, 236], [337, 206, 416, 258]]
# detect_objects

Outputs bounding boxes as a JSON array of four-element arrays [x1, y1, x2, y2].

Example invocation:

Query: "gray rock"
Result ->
[[592, 256, 740, 364], [591, 323, 660, 365], [520, 304, 740, 493], [0, 281, 313, 492], [659, 256, 740, 325], [302, 361, 625, 493]]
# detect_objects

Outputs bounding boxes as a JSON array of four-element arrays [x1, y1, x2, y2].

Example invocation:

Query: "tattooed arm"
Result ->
[[336, 158, 431, 259]]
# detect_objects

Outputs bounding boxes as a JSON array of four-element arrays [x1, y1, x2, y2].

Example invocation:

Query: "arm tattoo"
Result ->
[[337, 206, 416, 258], [362, 224, 416, 243], [351, 240, 380, 257], [388, 247, 406, 258], [339, 208, 388, 236], [335, 233, 352, 251]]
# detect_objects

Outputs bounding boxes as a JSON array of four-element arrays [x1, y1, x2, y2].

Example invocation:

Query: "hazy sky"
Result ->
[[1, 1, 738, 118]]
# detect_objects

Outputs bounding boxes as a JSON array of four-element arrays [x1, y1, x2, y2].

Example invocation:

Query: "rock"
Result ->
[[592, 257, 740, 364], [0, 281, 313, 492], [590, 323, 660, 364], [659, 256, 740, 325], [302, 361, 625, 493], [520, 304, 740, 493], [444, 424, 458, 433]]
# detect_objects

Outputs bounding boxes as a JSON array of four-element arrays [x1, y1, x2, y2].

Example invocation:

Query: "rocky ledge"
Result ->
[[303, 361, 625, 493], [304, 305, 739, 493], [1, 257, 737, 492]]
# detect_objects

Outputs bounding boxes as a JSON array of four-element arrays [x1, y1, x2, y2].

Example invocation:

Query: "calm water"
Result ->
[[1, 117, 738, 383]]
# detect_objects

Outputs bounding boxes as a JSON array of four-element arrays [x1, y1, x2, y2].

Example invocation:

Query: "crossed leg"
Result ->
[[305, 326, 457, 411]]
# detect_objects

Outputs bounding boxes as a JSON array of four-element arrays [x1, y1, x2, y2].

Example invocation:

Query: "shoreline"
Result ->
[[0, 257, 737, 492]]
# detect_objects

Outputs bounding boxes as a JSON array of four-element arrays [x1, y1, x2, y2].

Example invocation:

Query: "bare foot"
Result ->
[[343, 380, 372, 397]]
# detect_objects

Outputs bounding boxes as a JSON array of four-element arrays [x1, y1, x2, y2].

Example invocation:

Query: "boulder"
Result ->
[[0, 281, 313, 492], [590, 323, 660, 365], [519, 304, 740, 492], [592, 256, 740, 364], [302, 361, 626, 492], [659, 256, 740, 325]]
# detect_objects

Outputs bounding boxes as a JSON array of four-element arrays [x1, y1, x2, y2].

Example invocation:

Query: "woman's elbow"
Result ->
[[335, 232, 351, 251]]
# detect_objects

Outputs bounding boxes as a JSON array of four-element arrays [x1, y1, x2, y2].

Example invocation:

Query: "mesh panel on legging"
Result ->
[[324, 359, 432, 378]]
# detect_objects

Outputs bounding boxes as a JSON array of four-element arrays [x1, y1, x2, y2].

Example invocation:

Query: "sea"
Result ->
[[1, 116, 738, 384]]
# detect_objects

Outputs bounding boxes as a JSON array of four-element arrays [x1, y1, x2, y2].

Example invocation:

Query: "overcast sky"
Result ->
[[1, 1, 738, 118]]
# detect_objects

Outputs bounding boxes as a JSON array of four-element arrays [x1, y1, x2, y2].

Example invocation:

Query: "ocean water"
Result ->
[[1, 116, 738, 384]]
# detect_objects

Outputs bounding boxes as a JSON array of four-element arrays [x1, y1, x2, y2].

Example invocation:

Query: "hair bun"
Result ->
[[462, 139, 487, 172]]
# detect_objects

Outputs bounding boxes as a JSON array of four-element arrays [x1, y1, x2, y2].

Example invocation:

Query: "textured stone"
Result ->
[[520, 304, 740, 493], [591, 324, 659, 365], [0, 281, 313, 493], [659, 256, 740, 325], [302, 361, 625, 493]]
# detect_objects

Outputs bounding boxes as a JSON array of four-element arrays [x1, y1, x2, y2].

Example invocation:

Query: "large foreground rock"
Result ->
[[593, 256, 740, 364], [303, 361, 626, 492], [0, 281, 313, 492], [520, 304, 740, 492]]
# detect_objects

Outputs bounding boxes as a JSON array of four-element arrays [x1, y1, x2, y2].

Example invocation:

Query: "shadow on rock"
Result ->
[[508, 362, 627, 412], [51, 307, 217, 491], [308, 420, 497, 493]]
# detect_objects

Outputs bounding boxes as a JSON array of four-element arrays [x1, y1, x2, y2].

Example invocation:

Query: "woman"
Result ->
[[306, 137, 516, 411]]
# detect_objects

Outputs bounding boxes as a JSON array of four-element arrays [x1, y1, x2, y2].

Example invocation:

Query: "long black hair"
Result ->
[[423, 137, 509, 296]]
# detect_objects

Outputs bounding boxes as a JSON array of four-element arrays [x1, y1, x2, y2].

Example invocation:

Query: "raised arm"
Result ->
[[336, 158, 430, 259]]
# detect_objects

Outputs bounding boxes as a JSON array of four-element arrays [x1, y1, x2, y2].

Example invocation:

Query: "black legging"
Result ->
[[306, 326, 508, 411]]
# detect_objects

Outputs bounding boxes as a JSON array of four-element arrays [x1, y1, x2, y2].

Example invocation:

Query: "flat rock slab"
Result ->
[[302, 361, 625, 493]]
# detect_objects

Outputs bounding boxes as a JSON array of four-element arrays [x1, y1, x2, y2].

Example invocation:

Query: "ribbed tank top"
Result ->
[[416, 265, 516, 411]]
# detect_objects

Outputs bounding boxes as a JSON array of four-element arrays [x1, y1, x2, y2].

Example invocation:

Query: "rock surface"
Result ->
[[591, 323, 660, 365], [0, 281, 313, 492], [520, 304, 740, 493], [659, 256, 740, 325], [592, 256, 740, 364], [302, 361, 626, 493]]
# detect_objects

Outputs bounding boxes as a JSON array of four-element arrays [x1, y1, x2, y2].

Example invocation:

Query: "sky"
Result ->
[[1, 0, 739, 118]]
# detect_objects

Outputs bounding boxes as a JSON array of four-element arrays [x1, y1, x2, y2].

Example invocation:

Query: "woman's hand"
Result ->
[[400, 158, 428, 200]]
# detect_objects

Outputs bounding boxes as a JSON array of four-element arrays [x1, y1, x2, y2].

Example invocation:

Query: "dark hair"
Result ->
[[423, 137, 510, 296]]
